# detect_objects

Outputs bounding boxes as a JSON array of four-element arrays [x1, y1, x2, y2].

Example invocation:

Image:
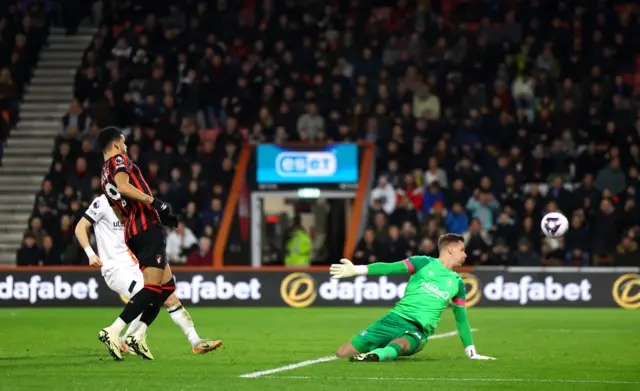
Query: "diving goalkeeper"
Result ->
[[331, 233, 495, 362]]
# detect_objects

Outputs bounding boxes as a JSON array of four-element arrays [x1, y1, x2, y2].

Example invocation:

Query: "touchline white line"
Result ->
[[261, 376, 640, 385], [239, 356, 338, 378], [239, 329, 475, 379]]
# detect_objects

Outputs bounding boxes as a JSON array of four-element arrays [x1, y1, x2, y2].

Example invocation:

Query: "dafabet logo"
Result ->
[[612, 274, 640, 309]]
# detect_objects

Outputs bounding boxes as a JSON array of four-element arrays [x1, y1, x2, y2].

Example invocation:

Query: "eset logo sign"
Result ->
[[257, 144, 358, 184], [275, 152, 337, 177]]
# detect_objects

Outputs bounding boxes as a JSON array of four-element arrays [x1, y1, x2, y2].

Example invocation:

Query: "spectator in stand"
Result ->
[[390, 196, 419, 230], [515, 239, 541, 266], [424, 157, 448, 188], [353, 228, 383, 265], [200, 197, 223, 234], [512, 72, 535, 121], [187, 237, 213, 267], [297, 102, 324, 141], [370, 176, 396, 216], [16, 232, 42, 266], [41, 235, 60, 266], [463, 219, 491, 265], [47, 213, 77, 263], [0, 68, 19, 131], [387, 225, 411, 261], [61, 99, 88, 136], [592, 198, 620, 265], [166, 221, 198, 265], [564, 214, 590, 266], [466, 191, 500, 230], [422, 182, 445, 215], [615, 232, 640, 267], [444, 202, 470, 235], [595, 158, 627, 196], [26, 216, 47, 247]]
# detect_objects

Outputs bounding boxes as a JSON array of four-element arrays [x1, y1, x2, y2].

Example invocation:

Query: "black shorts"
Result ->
[[126, 224, 167, 270]]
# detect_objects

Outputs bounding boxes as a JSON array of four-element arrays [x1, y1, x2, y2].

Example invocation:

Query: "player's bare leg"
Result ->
[[123, 265, 168, 360], [351, 336, 423, 362], [336, 341, 360, 358]]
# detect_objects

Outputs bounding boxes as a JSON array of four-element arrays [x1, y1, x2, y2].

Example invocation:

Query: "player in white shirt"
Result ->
[[75, 195, 222, 358]]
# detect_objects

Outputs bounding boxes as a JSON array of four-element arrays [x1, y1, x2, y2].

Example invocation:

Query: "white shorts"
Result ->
[[102, 264, 144, 300]]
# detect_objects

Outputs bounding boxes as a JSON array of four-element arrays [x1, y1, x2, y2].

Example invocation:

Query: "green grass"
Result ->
[[1, 308, 639, 390]]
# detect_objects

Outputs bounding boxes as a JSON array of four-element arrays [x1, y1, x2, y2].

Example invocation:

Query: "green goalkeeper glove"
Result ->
[[465, 345, 496, 360], [329, 259, 368, 280]]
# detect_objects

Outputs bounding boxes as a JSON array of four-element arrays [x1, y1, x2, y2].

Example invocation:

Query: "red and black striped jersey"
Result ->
[[100, 154, 160, 241]]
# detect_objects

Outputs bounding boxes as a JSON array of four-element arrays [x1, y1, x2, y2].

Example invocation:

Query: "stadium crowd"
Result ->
[[0, 1, 52, 166], [17, 0, 640, 268]]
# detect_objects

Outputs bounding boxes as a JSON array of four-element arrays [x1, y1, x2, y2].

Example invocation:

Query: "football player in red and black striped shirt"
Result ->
[[95, 127, 179, 361]]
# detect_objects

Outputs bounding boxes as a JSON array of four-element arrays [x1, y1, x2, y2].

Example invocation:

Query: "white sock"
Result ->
[[122, 314, 143, 341], [132, 322, 148, 339], [168, 305, 201, 347], [109, 317, 127, 335]]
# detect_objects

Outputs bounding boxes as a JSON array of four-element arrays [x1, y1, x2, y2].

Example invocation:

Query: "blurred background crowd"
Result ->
[[12, 0, 640, 268]]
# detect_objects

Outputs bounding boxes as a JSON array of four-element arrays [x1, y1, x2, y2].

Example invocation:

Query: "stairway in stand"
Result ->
[[0, 26, 95, 266]]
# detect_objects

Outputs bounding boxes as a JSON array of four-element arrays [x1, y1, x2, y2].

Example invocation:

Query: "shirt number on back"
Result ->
[[105, 183, 128, 207]]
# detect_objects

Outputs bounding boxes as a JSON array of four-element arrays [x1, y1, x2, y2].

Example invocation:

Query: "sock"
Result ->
[[132, 323, 148, 339], [138, 293, 163, 326], [108, 317, 127, 335], [138, 280, 175, 327], [167, 304, 201, 347], [122, 314, 143, 341], [118, 285, 162, 324], [371, 343, 403, 362]]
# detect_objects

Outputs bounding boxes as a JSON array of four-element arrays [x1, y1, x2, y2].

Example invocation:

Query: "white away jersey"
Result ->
[[84, 195, 136, 269]]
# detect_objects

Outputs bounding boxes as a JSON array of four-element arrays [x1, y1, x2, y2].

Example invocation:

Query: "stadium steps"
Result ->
[[0, 26, 96, 266]]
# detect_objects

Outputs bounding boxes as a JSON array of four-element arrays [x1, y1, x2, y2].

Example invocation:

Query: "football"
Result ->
[[540, 212, 569, 238]]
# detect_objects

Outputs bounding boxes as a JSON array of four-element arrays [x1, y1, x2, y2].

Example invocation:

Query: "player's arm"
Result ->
[[114, 172, 154, 204], [114, 170, 178, 227], [451, 279, 495, 360], [74, 216, 103, 268], [111, 156, 177, 227], [329, 256, 432, 279]]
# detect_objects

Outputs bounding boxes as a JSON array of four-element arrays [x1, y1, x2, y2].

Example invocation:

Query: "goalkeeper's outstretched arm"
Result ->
[[452, 279, 496, 360], [330, 256, 437, 279], [330, 258, 416, 279]]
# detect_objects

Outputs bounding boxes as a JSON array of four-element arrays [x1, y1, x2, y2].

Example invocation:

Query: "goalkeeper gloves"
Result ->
[[465, 345, 496, 360], [151, 198, 179, 228], [329, 259, 368, 279]]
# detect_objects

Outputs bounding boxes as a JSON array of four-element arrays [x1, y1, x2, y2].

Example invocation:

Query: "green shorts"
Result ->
[[350, 312, 429, 355]]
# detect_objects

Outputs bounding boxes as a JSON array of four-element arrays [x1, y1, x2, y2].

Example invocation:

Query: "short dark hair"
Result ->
[[438, 233, 464, 250], [97, 126, 123, 151]]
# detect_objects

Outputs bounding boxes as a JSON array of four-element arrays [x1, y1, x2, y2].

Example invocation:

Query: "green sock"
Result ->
[[371, 343, 402, 362]]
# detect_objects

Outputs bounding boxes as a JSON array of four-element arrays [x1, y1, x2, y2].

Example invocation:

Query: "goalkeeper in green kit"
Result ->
[[331, 233, 495, 362]]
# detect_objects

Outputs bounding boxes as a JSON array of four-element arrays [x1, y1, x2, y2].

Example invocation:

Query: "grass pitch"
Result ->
[[1, 308, 639, 390]]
